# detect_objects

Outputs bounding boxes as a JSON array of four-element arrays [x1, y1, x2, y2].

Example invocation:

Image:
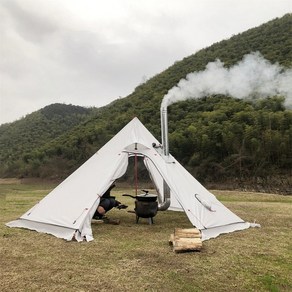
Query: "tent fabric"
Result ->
[[7, 117, 255, 241], [142, 147, 252, 240]]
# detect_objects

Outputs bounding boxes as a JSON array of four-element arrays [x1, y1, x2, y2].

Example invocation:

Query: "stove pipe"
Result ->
[[158, 105, 171, 211], [161, 106, 169, 156]]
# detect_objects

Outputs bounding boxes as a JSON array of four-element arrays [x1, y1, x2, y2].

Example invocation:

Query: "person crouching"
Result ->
[[93, 183, 127, 220]]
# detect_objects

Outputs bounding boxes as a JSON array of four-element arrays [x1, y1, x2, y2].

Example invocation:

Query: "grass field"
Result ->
[[0, 182, 291, 292]]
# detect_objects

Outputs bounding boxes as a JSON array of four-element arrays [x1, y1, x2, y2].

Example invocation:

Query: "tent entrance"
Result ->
[[116, 154, 155, 193], [116, 152, 171, 211]]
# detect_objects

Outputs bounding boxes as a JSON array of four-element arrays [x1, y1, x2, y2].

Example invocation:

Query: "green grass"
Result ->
[[0, 182, 291, 291]]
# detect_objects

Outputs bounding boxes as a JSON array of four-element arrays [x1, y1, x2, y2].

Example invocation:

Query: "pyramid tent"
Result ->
[[7, 117, 256, 241]]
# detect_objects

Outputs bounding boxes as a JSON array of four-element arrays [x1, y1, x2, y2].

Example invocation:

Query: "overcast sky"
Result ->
[[0, 0, 291, 125]]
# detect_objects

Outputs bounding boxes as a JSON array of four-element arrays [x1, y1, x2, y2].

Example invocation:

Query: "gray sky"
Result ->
[[0, 0, 291, 125]]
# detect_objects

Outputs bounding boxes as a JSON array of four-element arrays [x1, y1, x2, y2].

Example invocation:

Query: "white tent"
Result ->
[[7, 117, 257, 241]]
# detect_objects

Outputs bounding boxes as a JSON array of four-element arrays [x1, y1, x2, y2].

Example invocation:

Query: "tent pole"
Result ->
[[134, 145, 138, 196]]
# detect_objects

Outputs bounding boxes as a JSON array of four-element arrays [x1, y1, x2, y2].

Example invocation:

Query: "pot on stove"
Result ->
[[123, 190, 158, 224]]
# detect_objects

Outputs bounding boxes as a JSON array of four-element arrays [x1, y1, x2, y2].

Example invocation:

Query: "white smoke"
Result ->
[[161, 52, 292, 108]]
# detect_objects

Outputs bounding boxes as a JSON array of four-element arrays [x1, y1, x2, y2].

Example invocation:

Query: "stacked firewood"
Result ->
[[169, 228, 202, 252]]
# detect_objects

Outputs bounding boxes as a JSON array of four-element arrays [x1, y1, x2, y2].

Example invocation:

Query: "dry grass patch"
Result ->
[[0, 184, 291, 291]]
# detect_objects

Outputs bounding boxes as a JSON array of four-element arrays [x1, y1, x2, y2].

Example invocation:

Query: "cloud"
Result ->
[[2, 0, 58, 43], [0, 0, 291, 124]]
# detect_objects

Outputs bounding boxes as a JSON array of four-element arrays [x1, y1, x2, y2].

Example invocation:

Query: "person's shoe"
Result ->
[[93, 213, 108, 220], [93, 214, 102, 220]]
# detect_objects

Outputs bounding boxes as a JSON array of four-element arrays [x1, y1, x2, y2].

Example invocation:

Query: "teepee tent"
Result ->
[[7, 117, 256, 241]]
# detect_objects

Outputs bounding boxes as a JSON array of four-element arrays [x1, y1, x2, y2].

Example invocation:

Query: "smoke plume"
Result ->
[[161, 52, 292, 108]]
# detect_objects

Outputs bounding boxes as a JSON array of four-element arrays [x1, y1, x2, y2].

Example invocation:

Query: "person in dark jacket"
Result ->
[[93, 183, 127, 220]]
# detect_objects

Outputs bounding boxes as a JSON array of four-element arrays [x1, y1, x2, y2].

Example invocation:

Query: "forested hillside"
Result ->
[[0, 14, 291, 193], [0, 104, 95, 176]]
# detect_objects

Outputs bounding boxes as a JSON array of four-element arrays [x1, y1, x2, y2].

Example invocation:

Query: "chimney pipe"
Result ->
[[161, 106, 169, 156], [158, 105, 171, 211]]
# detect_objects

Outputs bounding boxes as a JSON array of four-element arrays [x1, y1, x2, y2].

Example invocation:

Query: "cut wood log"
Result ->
[[174, 228, 201, 238], [174, 237, 202, 246], [169, 233, 175, 245], [169, 228, 202, 252], [173, 237, 202, 252], [174, 227, 201, 234]]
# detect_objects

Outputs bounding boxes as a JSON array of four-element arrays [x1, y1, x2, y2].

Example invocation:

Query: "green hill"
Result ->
[[0, 103, 95, 176], [0, 14, 291, 192]]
